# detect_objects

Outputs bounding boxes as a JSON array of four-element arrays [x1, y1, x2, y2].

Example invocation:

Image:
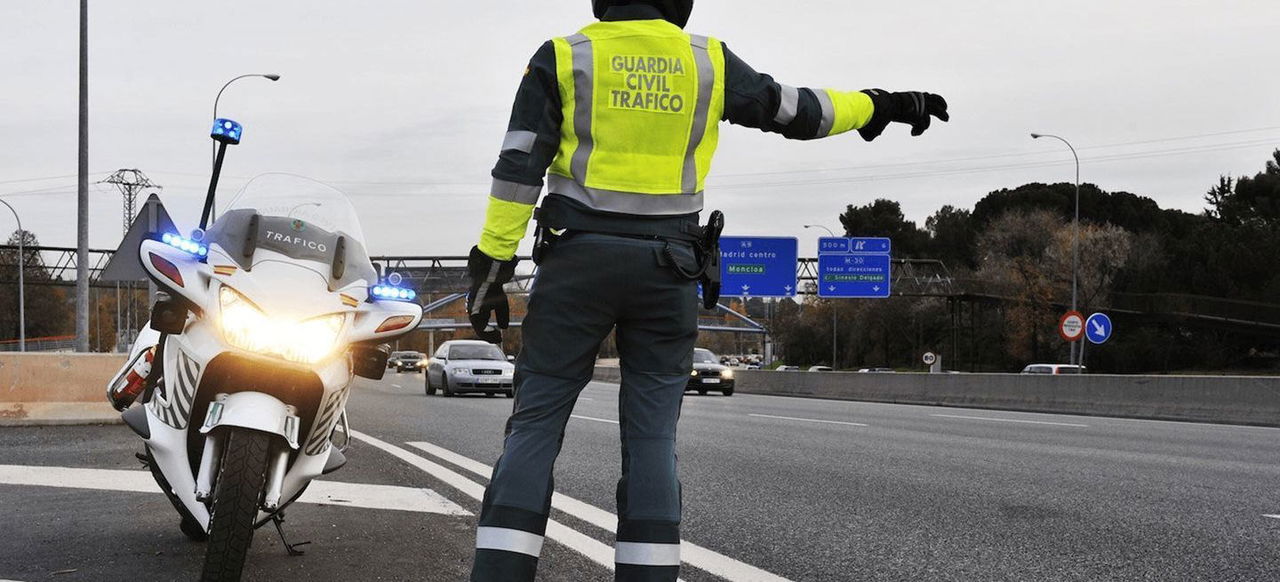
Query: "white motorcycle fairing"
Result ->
[[114, 174, 422, 538]]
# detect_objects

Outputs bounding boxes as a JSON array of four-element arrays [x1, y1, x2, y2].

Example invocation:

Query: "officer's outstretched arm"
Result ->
[[478, 41, 564, 262], [721, 45, 948, 142], [469, 42, 563, 343]]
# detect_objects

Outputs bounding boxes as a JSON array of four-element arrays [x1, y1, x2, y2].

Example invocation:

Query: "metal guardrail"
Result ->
[[0, 335, 78, 352]]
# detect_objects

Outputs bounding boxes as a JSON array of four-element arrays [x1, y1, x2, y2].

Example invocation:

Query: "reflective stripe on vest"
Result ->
[[549, 20, 725, 216]]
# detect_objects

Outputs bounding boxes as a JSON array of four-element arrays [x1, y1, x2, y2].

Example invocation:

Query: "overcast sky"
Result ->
[[2, 0, 1278, 257]]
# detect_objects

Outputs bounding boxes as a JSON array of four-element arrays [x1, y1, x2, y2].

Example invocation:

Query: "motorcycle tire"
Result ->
[[425, 374, 436, 396], [442, 375, 454, 397], [201, 429, 272, 582]]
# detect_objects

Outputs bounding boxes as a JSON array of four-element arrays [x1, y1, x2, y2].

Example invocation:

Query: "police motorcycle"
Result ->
[[106, 118, 422, 581]]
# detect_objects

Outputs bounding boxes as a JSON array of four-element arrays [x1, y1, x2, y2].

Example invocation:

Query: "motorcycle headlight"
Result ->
[[219, 287, 345, 364]]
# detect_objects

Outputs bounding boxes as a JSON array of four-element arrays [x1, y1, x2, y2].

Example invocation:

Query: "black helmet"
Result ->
[[592, 0, 694, 28]]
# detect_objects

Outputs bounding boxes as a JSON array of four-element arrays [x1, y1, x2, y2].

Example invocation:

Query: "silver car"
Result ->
[[425, 340, 515, 398]]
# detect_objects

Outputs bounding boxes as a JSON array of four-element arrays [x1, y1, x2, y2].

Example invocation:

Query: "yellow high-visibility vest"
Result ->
[[548, 19, 726, 216]]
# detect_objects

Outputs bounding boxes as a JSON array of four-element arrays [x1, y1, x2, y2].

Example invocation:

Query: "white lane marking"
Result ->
[[1263, 514, 1280, 520], [931, 414, 1088, 428], [392, 384, 402, 389], [571, 414, 619, 425], [304, 481, 469, 515], [350, 431, 619, 573], [578, 397, 595, 401], [0, 464, 470, 516], [748, 413, 867, 427], [1106, 416, 1280, 431], [405, 442, 792, 582]]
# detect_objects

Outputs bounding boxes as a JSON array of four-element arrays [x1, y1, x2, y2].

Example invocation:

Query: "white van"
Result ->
[[1021, 364, 1086, 375]]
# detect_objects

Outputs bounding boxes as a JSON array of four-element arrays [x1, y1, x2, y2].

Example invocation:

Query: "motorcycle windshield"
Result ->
[[205, 173, 378, 289]]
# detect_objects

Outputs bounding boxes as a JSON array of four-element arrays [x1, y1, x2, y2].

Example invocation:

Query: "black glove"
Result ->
[[857, 89, 949, 142], [466, 246, 518, 344]]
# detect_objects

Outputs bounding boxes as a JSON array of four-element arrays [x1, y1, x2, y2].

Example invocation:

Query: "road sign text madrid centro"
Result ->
[[1086, 312, 1113, 345], [817, 237, 891, 298], [719, 236, 799, 297]]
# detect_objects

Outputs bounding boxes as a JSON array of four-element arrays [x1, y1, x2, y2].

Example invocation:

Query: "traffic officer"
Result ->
[[465, 1, 948, 580]]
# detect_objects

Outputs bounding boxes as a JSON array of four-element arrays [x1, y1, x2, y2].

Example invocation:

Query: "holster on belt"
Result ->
[[696, 211, 724, 310], [532, 196, 724, 309]]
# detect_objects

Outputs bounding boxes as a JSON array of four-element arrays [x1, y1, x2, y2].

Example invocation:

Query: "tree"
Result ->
[[0, 230, 74, 342], [1205, 149, 1280, 229], [925, 205, 976, 270], [838, 199, 929, 257]]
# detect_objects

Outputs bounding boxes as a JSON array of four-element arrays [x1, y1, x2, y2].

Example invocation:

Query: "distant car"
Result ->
[[743, 363, 760, 370], [426, 340, 515, 397], [775, 365, 801, 371], [389, 351, 425, 373], [1021, 364, 1087, 375], [808, 365, 833, 372], [688, 348, 734, 396], [857, 367, 895, 373]]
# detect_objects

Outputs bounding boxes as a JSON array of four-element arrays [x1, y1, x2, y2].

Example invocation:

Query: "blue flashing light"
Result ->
[[160, 233, 209, 259], [371, 284, 416, 302], [211, 118, 244, 145]]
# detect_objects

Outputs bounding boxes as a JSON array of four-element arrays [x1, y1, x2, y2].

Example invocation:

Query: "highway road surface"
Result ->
[[3, 373, 1279, 581]]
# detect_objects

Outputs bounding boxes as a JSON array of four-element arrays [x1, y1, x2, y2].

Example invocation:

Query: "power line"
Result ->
[[712, 125, 1280, 180], [100, 169, 162, 236], [708, 138, 1280, 190]]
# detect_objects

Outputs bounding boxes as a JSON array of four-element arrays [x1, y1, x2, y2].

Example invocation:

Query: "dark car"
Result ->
[[688, 348, 734, 396], [389, 351, 425, 373]]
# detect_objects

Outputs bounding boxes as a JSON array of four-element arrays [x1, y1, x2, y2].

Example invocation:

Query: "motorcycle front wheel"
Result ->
[[201, 429, 272, 582]]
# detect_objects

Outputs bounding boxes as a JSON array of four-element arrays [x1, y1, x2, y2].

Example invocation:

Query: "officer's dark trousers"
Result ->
[[471, 234, 698, 582]]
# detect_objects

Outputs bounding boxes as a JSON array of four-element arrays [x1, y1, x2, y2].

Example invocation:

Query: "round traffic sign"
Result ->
[[1086, 312, 1113, 345], [1058, 311, 1085, 342], [923, 352, 937, 366]]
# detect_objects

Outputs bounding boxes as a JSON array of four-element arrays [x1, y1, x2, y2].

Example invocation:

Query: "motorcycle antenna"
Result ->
[[200, 119, 244, 230]]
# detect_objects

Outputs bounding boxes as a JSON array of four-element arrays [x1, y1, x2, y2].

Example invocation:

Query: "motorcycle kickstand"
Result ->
[[270, 513, 311, 556], [134, 452, 150, 469]]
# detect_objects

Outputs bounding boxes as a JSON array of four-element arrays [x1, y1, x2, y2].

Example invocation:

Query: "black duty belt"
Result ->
[[533, 202, 704, 243], [532, 200, 724, 310]]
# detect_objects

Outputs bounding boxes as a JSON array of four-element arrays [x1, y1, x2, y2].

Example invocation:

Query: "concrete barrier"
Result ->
[[0, 353, 126, 425], [592, 366, 1280, 427]]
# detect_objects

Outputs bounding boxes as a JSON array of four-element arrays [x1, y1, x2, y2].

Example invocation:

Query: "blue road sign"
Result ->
[[1086, 312, 1113, 344], [720, 236, 798, 297], [817, 237, 892, 298]]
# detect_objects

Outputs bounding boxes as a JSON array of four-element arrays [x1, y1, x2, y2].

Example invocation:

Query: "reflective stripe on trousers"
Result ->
[[470, 234, 696, 582]]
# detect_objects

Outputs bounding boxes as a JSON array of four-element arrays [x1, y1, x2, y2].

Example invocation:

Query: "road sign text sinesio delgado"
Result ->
[[719, 237, 799, 297], [817, 237, 892, 298]]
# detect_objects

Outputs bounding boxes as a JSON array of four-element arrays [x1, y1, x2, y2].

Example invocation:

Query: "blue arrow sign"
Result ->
[[817, 237, 892, 298], [719, 236, 798, 297], [1086, 312, 1113, 345]]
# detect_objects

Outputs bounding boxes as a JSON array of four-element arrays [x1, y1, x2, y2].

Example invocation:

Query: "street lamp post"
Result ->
[[0, 199, 25, 351], [1031, 133, 1081, 372], [210, 74, 280, 213], [804, 224, 838, 368]]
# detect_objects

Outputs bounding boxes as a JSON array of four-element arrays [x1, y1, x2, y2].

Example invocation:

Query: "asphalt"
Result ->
[[3, 371, 1279, 581]]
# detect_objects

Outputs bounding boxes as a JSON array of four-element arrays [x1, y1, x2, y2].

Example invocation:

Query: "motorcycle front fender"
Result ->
[[199, 391, 300, 449]]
